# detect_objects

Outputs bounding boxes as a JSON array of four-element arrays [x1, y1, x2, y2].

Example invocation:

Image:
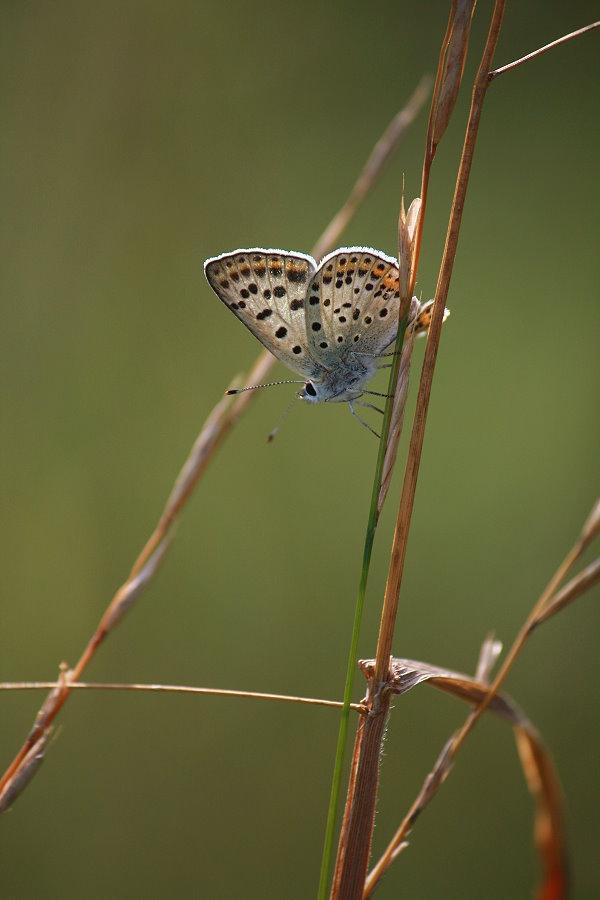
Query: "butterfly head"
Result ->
[[298, 376, 368, 405], [298, 380, 320, 404]]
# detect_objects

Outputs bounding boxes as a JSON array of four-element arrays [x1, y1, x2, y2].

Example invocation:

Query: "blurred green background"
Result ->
[[1, 2, 598, 897]]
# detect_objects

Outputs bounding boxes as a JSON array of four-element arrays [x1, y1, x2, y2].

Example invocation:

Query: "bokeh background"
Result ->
[[1, 2, 598, 897]]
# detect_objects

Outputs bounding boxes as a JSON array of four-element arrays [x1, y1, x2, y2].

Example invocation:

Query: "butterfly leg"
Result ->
[[348, 402, 380, 438], [363, 389, 394, 399], [354, 349, 402, 359], [355, 400, 385, 415]]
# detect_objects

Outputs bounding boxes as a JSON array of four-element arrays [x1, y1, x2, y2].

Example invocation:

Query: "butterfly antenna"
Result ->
[[267, 392, 299, 443], [226, 379, 305, 396]]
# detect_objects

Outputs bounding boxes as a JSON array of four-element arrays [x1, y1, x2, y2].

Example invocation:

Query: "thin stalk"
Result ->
[[488, 20, 600, 82], [0, 681, 363, 710], [317, 308, 410, 900], [373, 0, 506, 686], [317, 14, 456, 892], [326, 4, 505, 895]]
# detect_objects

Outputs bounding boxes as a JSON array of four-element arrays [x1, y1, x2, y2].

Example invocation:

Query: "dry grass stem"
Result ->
[[533, 558, 600, 628], [373, 0, 506, 686], [331, 6, 506, 896], [330, 697, 390, 900], [102, 534, 173, 633], [330, 713, 368, 895], [0, 681, 362, 712], [0, 83, 428, 812], [488, 20, 600, 82]]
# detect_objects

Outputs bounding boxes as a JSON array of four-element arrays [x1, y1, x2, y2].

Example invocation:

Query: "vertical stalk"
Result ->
[[317, 307, 410, 900], [329, 3, 506, 896]]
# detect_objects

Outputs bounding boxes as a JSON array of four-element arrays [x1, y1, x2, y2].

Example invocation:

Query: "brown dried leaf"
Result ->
[[361, 657, 568, 899], [360, 656, 527, 725], [515, 727, 568, 900]]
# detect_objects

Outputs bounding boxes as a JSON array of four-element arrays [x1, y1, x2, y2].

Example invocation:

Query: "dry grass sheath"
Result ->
[[1, 7, 598, 900]]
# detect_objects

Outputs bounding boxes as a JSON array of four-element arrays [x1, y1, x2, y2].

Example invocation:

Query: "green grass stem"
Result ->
[[317, 308, 410, 899]]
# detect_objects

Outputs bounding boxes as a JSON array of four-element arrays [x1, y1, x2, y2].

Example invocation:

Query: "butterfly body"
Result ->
[[299, 355, 378, 404]]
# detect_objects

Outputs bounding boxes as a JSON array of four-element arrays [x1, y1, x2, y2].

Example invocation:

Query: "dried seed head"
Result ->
[[398, 196, 421, 300], [475, 634, 503, 684], [433, 0, 476, 146], [581, 498, 600, 546], [0, 730, 51, 815]]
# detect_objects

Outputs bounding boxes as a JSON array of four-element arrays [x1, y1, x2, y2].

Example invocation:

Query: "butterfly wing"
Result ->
[[412, 298, 451, 335], [204, 248, 324, 378], [305, 248, 401, 365]]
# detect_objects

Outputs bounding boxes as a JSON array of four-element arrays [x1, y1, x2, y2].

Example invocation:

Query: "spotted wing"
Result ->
[[305, 248, 401, 365], [204, 248, 323, 378], [412, 299, 451, 335]]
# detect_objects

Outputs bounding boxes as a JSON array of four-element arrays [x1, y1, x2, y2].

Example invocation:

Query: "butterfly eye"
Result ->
[[305, 381, 317, 398]]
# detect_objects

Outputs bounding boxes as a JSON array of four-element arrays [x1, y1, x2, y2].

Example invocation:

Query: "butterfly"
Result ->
[[204, 247, 443, 436]]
